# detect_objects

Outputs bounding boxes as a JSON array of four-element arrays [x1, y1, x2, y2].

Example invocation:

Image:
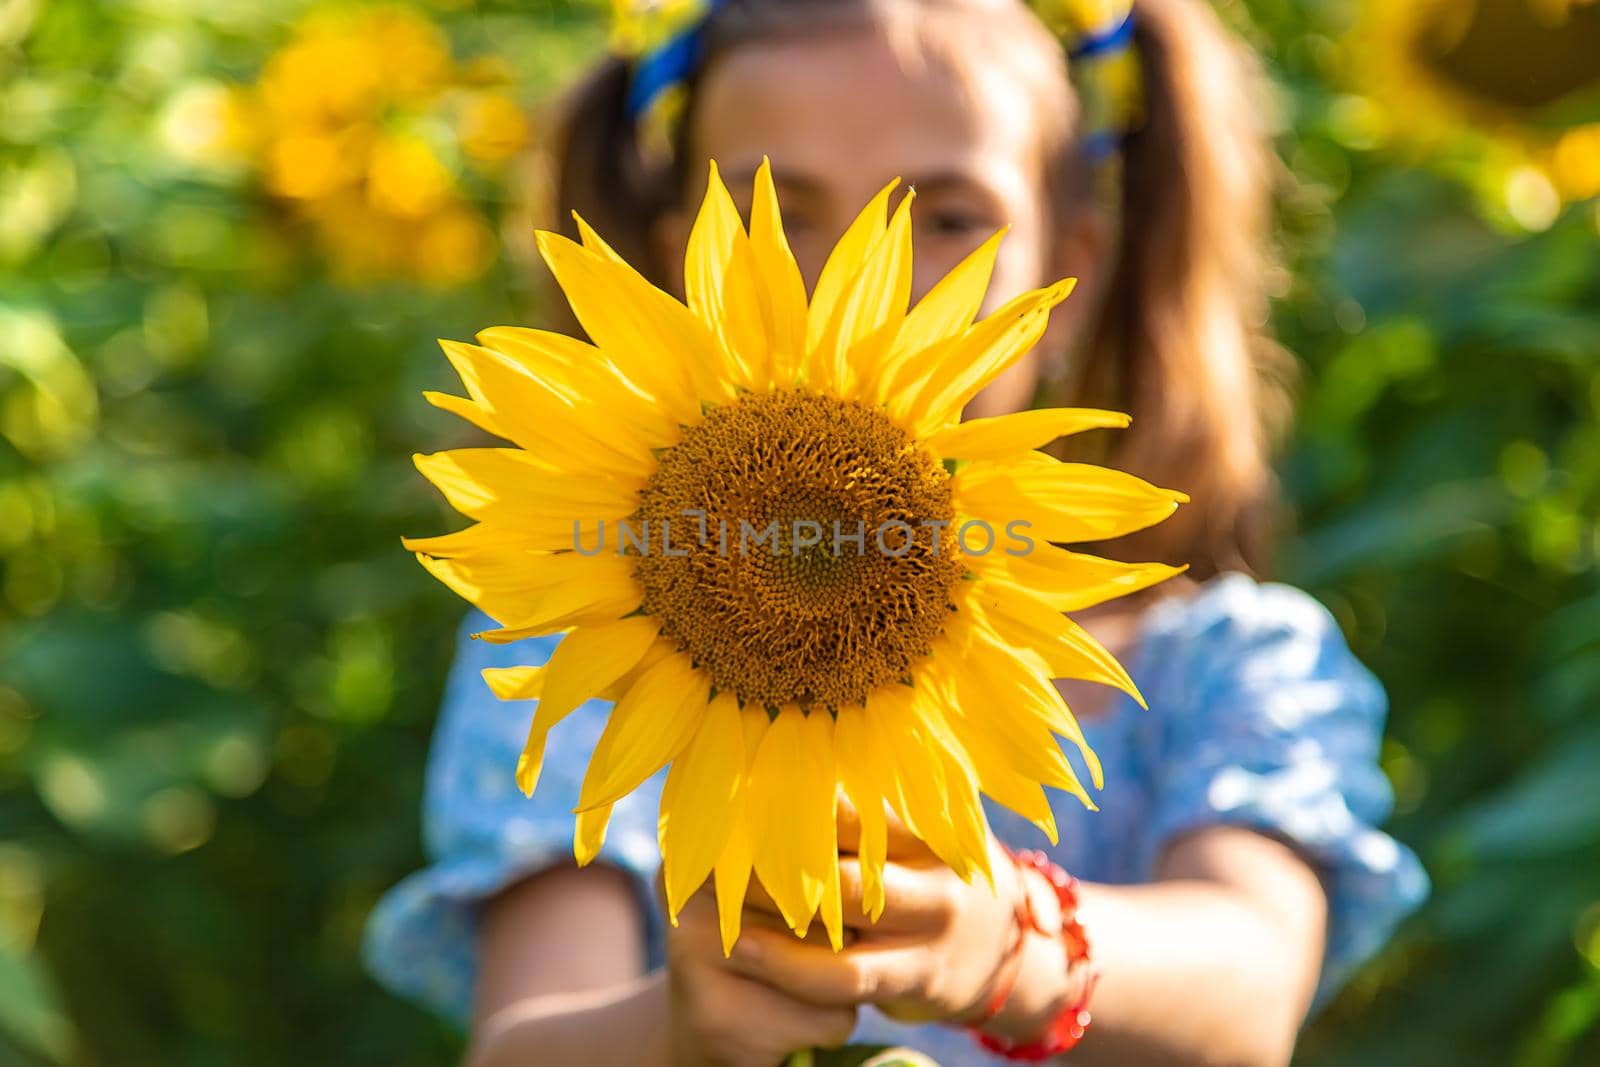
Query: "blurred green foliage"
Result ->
[[1244, 2, 1600, 1065], [0, 0, 1596, 1064]]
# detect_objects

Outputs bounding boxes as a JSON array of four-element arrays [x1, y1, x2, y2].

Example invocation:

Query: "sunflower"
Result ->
[[410, 160, 1186, 952], [1343, 0, 1600, 215], [1349, 0, 1600, 126]]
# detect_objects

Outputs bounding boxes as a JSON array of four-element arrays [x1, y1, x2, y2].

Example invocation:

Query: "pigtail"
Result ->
[[549, 57, 676, 289], [1067, 0, 1295, 580]]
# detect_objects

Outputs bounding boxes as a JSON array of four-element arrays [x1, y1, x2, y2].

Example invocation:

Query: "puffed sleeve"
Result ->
[[1132, 574, 1429, 1005], [363, 610, 667, 1024]]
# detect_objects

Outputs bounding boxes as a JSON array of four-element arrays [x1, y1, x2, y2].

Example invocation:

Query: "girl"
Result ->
[[366, 0, 1429, 1063]]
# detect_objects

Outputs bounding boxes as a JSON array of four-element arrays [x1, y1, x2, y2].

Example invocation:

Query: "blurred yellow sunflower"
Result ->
[[203, 5, 514, 286], [1346, 0, 1600, 211], [410, 161, 1186, 951], [1351, 0, 1600, 125]]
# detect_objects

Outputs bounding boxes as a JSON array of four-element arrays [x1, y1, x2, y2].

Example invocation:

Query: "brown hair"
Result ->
[[540, 0, 1294, 581]]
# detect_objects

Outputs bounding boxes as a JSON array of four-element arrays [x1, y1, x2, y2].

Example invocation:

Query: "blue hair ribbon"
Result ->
[[1078, 129, 1121, 164], [1067, 5, 1136, 60], [619, 0, 1141, 162], [1055, 2, 1142, 162], [624, 0, 726, 123]]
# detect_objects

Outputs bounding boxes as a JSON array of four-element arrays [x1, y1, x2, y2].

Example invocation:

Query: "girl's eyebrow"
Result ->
[[902, 171, 988, 197], [717, 164, 988, 201], [720, 163, 829, 198]]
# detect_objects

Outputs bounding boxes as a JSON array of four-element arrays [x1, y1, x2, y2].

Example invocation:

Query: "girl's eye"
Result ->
[[768, 204, 816, 239], [916, 207, 991, 238]]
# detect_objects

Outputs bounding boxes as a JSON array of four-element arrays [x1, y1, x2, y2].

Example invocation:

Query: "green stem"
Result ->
[[783, 1051, 814, 1067]]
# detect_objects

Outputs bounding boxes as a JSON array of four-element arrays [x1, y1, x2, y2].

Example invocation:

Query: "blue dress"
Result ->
[[364, 573, 1428, 1062]]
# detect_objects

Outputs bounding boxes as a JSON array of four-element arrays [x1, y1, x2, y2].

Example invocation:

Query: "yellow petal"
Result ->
[[578, 652, 711, 811], [834, 704, 888, 921], [982, 545, 1187, 613], [437, 339, 653, 478], [473, 327, 678, 457], [440, 337, 543, 408], [575, 803, 613, 866], [804, 177, 898, 388], [685, 160, 767, 389], [922, 651, 1062, 840], [465, 326, 590, 391], [507, 616, 662, 795], [959, 625, 1104, 795], [685, 159, 742, 326], [724, 236, 776, 391], [949, 716, 1059, 844], [472, 611, 637, 645], [805, 712, 845, 951], [864, 683, 982, 884], [904, 677, 993, 889], [416, 550, 640, 634], [569, 212, 742, 405], [539, 616, 662, 716], [860, 686, 937, 853], [749, 157, 808, 384], [659, 690, 745, 922], [482, 664, 544, 701], [401, 522, 542, 558], [954, 456, 1188, 545], [594, 637, 676, 701], [423, 389, 508, 441], [536, 229, 722, 419], [748, 708, 837, 937], [929, 407, 1131, 462], [814, 188, 915, 394], [900, 228, 1004, 349], [412, 448, 640, 531], [713, 806, 753, 955], [869, 228, 1004, 402], [969, 579, 1146, 708], [411, 447, 538, 520], [713, 705, 769, 955], [892, 279, 1076, 433]]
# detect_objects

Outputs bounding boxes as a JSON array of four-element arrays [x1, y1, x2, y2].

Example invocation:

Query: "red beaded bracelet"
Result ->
[[966, 846, 1098, 1062]]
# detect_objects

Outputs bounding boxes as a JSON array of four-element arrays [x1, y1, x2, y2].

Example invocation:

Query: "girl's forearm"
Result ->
[[1065, 874, 1324, 1067], [466, 970, 672, 1067]]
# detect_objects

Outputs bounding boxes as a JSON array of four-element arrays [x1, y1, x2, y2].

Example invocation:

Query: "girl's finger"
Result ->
[[738, 881, 860, 946], [837, 798, 931, 860], [837, 795, 862, 854], [879, 808, 935, 860], [740, 875, 783, 917], [743, 851, 986, 935], [739, 856, 958, 935], [725, 924, 928, 1008], [836, 857, 966, 933], [718, 969, 860, 1058]]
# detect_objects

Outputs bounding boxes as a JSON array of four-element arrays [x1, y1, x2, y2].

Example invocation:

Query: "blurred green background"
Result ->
[[1, 0, 1597, 1063]]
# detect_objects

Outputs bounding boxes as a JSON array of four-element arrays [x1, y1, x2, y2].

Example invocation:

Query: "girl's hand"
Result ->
[[665, 886, 857, 1067], [725, 815, 1074, 1035]]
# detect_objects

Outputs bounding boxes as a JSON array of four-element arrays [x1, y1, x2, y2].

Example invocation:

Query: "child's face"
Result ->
[[669, 25, 1102, 418]]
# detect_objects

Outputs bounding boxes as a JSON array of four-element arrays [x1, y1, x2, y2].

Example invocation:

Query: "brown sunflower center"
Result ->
[[631, 390, 964, 713]]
